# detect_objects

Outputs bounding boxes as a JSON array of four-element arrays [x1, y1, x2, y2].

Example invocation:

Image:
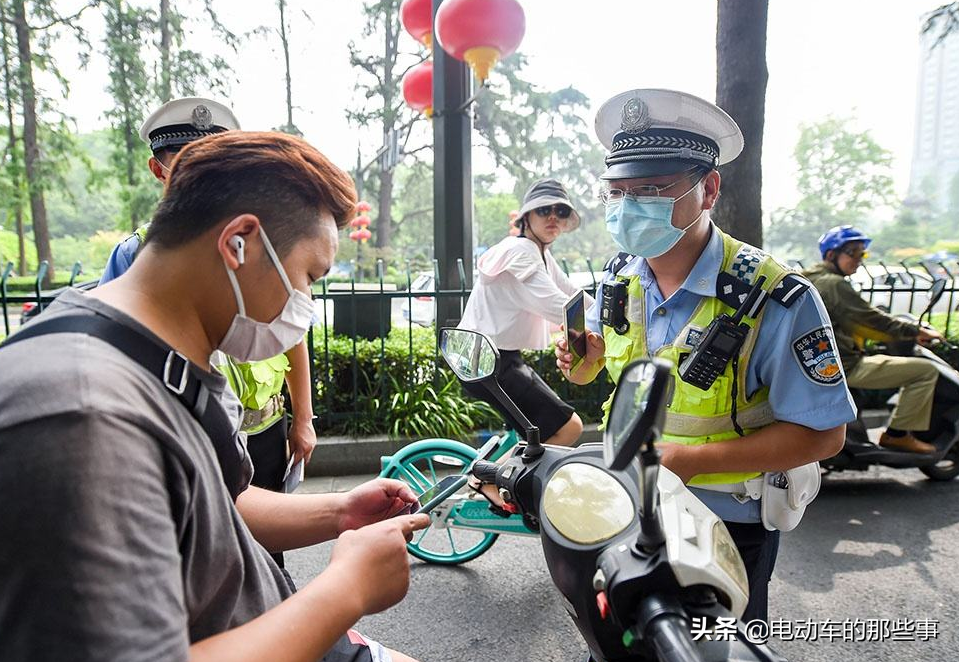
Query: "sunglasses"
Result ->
[[533, 204, 572, 219], [841, 247, 869, 260]]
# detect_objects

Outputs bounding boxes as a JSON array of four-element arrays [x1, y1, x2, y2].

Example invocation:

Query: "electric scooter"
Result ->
[[442, 327, 786, 662], [822, 279, 959, 480]]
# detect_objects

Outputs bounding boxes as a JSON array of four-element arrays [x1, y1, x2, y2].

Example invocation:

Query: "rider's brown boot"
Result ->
[[878, 431, 936, 454]]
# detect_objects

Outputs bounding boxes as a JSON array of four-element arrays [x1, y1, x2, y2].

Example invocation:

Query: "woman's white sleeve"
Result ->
[[511, 267, 570, 326]]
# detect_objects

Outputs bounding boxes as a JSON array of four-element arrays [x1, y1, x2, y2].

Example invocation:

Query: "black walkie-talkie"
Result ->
[[678, 276, 767, 391]]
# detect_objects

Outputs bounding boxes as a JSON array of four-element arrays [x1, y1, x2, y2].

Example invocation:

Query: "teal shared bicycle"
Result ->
[[378, 429, 537, 564]]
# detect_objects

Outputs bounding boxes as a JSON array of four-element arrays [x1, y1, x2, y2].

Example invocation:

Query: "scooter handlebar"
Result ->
[[645, 614, 704, 662], [470, 460, 501, 485]]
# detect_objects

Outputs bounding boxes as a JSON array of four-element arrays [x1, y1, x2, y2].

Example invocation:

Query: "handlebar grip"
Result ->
[[646, 614, 704, 662], [470, 460, 500, 484]]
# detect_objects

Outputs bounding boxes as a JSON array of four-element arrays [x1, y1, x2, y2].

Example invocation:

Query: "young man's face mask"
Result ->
[[217, 226, 314, 362]]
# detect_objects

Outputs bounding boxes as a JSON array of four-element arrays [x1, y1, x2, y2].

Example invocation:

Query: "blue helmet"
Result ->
[[818, 225, 872, 259]]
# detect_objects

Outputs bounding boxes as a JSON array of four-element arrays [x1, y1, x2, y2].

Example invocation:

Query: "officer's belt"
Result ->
[[694, 476, 764, 502], [242, 393, 284, 431], [664, 400, 775, 437]]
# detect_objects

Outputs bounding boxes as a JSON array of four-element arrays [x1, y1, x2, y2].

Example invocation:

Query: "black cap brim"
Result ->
[[600, 158, 699, 181]]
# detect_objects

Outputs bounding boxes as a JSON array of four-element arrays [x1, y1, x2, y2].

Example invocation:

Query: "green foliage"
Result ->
[[312, 324, 498, 438], [0, 228, 36, 271], [766, 117, 894, 262]]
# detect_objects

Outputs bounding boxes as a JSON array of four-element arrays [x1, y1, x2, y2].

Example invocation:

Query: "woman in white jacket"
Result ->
[[458, 179, 592, 446]]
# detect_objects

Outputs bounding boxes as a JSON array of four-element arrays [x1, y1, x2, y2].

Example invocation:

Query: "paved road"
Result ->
[[287, 466, 959, 662]]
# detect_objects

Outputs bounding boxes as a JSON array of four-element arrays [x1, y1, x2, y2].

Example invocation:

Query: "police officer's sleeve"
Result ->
[[750, 285, 856, 430], [98, 235, 140, 285]]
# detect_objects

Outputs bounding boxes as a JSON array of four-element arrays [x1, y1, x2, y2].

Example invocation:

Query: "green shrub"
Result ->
[[310, 324, 611, 438]]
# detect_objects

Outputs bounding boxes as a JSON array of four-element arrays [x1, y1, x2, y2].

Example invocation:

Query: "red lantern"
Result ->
[[402, 60, 434, 117], [349, 230, 360, 241], [350, 215, 371, 229], [400, 0, 433, 49], [357, 227, 372, 243], [356, 200, 372, 213], [435, 0, 525, 82]]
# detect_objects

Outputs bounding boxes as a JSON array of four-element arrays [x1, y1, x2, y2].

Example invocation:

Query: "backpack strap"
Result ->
[[1, 314, 245, 500]]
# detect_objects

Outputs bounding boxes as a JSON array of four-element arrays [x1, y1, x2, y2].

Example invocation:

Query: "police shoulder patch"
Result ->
[[792, 326, 842, 385]]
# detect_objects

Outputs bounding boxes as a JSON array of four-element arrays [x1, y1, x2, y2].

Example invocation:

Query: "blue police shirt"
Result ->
[[586, 225, 856, 522], [99, 234, 140, 285]]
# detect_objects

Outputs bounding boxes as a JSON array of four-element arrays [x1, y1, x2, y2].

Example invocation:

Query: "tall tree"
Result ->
[[0, 0, 26, 274], [11, 0, 53, 279], [472, 53, 604, 213], [765, 117, 894, 261], [153, 0, 235, 103], [713, 0, 768, 247], [4, 0, 92, 282], [348, 0, 422, 251], [103, 0, 153, 232]]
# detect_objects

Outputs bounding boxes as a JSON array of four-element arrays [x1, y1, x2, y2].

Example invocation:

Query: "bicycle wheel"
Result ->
[[383, 445, 499, 564]]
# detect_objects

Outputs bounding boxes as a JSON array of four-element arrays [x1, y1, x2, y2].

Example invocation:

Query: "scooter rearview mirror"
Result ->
[[439, 328, 499, 383], [439, 328, 543, 459], [603, 359, 672, 471], [924, 279, 947, 319]]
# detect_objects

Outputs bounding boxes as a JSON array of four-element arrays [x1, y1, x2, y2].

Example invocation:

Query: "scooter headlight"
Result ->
[[712, 520, 749, 598], [544, 463, 635, 545]]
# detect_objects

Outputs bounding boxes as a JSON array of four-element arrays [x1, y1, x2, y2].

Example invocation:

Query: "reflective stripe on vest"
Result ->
[[600, 228, 794, 486]]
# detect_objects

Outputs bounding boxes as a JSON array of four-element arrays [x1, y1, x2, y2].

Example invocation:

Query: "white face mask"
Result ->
[[217, 226, 314, 362]]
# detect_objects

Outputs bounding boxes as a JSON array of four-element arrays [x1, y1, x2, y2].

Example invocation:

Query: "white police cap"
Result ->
[[138, 97, 241, 152], [594, 88, 744, 180]]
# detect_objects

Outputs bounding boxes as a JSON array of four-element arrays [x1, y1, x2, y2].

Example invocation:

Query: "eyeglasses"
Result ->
[[598, 169, 703, 205], [533, 204, 572, 219]]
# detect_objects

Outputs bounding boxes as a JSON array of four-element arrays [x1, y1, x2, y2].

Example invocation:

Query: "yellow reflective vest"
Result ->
[[601, 229, 795, 486]]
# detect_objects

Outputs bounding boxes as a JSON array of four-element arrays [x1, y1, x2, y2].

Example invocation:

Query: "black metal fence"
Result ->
[[6, 257, 958, 435]]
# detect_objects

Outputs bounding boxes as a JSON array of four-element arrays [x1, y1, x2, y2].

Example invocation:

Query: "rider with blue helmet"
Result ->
[[804, 225, 943, 454]]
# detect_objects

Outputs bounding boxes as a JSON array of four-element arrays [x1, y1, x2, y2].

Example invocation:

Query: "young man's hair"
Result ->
[[146, 131, 357, 256]]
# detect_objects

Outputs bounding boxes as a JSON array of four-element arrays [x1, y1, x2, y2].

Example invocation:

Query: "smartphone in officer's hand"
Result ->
[[564, 290, 587, 372]]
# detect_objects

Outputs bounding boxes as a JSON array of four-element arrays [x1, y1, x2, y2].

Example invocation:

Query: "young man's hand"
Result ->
[[328, 514, 429, 614], [336, 478, 420, 534]]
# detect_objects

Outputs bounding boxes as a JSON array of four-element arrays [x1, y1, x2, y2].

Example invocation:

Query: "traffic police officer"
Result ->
[[804, 225, 942, 454], [99, 98, 318, 568], [556, 88, 856, 623]]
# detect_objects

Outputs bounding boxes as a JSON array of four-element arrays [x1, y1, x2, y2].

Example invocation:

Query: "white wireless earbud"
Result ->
[[229, 236, 245, 265]]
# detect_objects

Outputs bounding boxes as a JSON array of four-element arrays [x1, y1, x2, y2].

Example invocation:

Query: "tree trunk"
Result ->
[[376, 164, 393, 248], [1, 0, 27, 275], [374, 6, 398, 249], [713, 0, 768, 248], [159, 0, 171, 102], [278, 0, 294, 131], [12, 0, 53, 282]]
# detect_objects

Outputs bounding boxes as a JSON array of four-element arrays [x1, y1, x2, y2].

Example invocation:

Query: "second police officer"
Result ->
[[556, 88, 857, 623]]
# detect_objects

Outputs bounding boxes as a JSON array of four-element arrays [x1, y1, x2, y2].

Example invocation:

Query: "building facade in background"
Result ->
[[910, 25, 959, 210]]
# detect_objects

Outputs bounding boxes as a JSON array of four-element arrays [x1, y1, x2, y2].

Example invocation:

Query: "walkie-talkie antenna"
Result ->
[[731, 275, 767, 324]]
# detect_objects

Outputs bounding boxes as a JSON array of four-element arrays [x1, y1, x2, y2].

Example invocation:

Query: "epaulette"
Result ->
[[603, 252, 636, 276]]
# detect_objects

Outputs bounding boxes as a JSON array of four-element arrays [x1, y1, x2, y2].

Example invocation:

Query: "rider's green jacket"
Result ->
[[601, 229, 801, 486], [802, 262, 919, 372]]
